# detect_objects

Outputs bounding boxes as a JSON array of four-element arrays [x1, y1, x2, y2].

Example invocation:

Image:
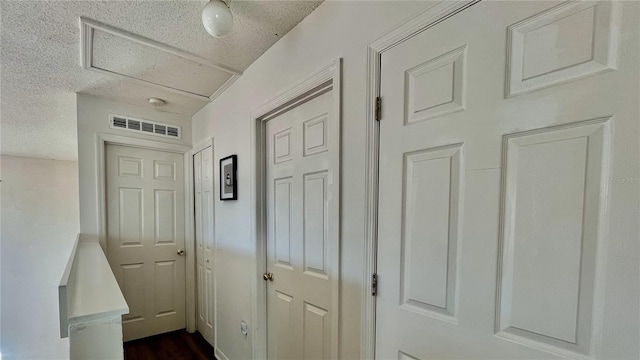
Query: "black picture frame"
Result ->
[[219, 155, 237, 200]]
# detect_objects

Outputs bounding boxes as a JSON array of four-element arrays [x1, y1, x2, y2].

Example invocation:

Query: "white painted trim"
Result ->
[[79, 17, 242, 102], [215, 347, 230, 360], [189, 137, 215, 337], [94, 133, 195, 333], [250, 59, 341, 359], [59, 234, 81, 338], [361, 1, 481, 358], [192, 137, 214, 155]]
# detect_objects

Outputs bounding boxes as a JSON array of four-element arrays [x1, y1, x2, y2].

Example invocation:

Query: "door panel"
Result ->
[[376, 1, 639, 359], [106, 144, 186, 341], [194, 145, 215, 345], [266, 90, 337, 360]]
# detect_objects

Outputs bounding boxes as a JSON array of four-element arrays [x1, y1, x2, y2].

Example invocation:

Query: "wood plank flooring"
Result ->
[[124, 330, 215, 360]]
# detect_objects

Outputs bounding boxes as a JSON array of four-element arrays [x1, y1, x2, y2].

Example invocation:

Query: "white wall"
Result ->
[[77, 94, 192, 244], [0, 155, 80, 359], [191, 2, 433, 359]]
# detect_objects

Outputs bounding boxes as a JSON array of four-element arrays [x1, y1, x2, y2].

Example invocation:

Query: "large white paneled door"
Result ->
[[106, 144, 186, 341], [265, 89, 339, 360], [194, 145, 215, 345], [375, 1, 639, 359]]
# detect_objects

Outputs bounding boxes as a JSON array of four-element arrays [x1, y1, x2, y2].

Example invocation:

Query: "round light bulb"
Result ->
[[202, 0, 234, 38]]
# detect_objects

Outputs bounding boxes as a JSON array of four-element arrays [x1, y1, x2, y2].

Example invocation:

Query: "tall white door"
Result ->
[[265, 89, 339, 360], [106, 144, 186, 341], [194, 146, 215, 345], [376, 1, 639, 359]]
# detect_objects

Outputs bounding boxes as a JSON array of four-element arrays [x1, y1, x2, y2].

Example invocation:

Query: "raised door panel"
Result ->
[[194, 153, 203, 250], [275, 177, 293, 270], [497, 118, 610, 355], [205, 267, 214, 328], [120, 263, 145, 323], [198, 264, 205, 322], [506, 1, 617, 96], [155, 260, 178, 317], [401, 144, 461, 320], [119, 188, 144, 246], [303, 303, 328, 360], [303, 114, 328, 156], [274, 128, 293, 163], [118, 156, 143, 178], [202, 150, 214, 252], [303, 171, 328, 279], [274, 291, 294, 359], [154, 160, 176, 181], [154, 190, 176, 244], [405, 45, 465, 124]]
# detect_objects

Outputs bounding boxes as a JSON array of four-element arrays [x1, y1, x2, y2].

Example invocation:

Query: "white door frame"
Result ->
[[360, 1, 481, 358], [95, 133, 197, 332], [250, 59, 342, 359]]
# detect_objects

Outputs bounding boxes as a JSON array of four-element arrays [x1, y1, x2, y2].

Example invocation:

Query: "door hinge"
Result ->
[[375, 97, 381, 121], [372, 273, 378, 296]]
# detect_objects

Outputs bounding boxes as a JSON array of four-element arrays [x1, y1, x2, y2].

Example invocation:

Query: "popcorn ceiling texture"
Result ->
[[1, 0, 322, 160]]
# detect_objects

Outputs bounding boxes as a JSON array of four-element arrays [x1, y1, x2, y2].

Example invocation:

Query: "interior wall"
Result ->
[[77, 94, 192, 246], [191, 2, 434, 359], [0, 155, 80, 359]]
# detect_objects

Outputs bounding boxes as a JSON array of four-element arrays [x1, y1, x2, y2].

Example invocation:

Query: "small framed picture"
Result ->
[[220, 155, 237, 200]]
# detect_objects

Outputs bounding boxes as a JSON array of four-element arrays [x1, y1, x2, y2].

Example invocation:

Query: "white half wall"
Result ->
[[191, 2, 435, 359], [77, 94, 192, 245], [0, 155, 80, 359]]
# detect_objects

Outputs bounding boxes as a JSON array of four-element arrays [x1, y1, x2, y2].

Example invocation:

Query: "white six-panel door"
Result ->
[[265, 90, 338, 360], [194, 146, 215, 345], [106, 144, 186, 341], [376, 1, 639, 359]]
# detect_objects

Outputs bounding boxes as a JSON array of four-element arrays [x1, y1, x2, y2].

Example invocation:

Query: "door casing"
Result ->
[[95, 133, 197, 333], [250, 59, 342, 360]]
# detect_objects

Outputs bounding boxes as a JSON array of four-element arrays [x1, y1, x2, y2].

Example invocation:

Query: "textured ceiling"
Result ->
[[1, 0, 322, 160]]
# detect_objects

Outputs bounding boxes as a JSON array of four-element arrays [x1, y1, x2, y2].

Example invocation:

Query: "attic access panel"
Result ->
[[80, 17, 241, 101]]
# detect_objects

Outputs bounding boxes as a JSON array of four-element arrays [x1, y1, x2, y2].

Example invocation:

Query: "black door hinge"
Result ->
[[375, 97, 381, 121], [372, 273, 378, 296]]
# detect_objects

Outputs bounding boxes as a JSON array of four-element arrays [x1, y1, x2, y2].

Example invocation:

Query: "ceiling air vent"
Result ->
[[109, 114, 181, 140]]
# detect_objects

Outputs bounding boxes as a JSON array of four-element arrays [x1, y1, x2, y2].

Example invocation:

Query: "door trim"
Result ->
[[361, 1, 481, 358], [250, 59, 342, 359], [95, 133, 196, 332]]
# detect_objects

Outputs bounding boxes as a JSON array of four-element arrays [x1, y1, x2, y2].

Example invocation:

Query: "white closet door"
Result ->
[[106, 144, 186, 341], [265, 90, 339, 360], [194, 146, 215, 345]]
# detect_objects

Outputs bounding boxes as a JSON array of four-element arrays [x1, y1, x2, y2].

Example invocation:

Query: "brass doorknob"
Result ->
[[177, 249, 185, 256], [263, 272, 274, 281]]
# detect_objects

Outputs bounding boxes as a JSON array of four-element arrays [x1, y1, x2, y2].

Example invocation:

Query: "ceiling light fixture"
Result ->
[[148, 97, 166, 106], [202, 0, 234, 38]]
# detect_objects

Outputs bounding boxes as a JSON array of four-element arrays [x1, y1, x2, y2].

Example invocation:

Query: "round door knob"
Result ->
[[263, 272, 274, 281], [177, 249, 185, 256]]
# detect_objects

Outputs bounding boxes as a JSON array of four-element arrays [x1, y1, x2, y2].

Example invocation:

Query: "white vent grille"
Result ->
[[109, 114, 181, 140]]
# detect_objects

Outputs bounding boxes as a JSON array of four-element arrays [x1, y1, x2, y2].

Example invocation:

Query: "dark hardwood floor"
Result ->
[[124, 330, 215, 360]]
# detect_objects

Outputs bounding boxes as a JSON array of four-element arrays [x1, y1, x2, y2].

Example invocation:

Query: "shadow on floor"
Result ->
[[124, 330, 215, 360]]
